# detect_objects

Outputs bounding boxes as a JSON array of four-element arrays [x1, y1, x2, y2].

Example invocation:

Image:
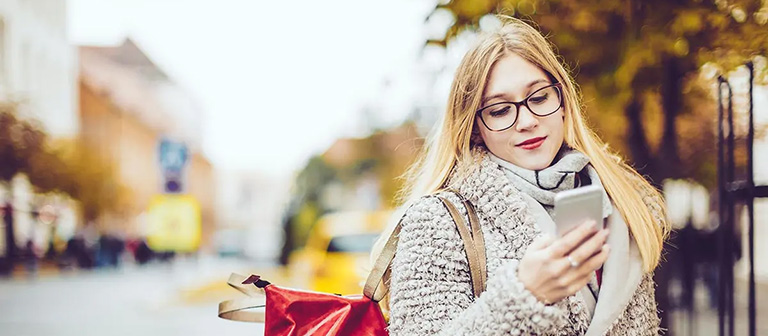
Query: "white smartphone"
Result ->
[[554, 185, 603, 237]]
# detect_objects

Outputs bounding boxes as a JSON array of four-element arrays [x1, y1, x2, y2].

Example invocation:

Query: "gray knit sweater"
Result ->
[[387, 148, 663, 336]]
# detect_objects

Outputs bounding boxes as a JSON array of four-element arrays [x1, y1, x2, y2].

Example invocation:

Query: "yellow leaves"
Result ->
[[0, 105, 130, 221], [615, 36, 665, 88], [731, 6, 747, 23], [671, 10, 704, 35], [755, 7, 768, 25], [572, 9, 608, 32], [516, 0, 537, 16], [499, 0, 518, 15], [441, 0, 496, 20], [674, 39, 690, 57]]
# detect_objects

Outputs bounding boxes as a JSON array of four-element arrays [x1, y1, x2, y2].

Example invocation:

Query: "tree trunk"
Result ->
[[659, 57, 684, 180], [1, 201, 15, 276], [625, 95, 659, 181]]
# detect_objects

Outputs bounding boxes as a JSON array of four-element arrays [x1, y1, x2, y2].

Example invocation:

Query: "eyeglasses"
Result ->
[[476, 83, 563, 132]]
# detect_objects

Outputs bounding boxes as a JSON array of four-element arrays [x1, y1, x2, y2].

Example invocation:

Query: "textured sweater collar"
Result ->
[[488, 149, 613, 219]]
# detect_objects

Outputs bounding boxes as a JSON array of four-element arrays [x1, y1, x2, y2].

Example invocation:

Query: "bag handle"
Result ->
[[217, 273, 267, 323], [218, 297, 266, 322], [449, 188, 487, 289], [363, 216, 402, 302], [363, 190, 487, 301], [437, 195, 485, 298]]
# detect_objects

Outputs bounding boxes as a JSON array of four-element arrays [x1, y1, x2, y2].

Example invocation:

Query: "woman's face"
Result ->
[[476, 53, 565, 170]]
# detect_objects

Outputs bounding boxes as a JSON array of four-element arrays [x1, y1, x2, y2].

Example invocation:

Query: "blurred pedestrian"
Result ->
[[371, 16, 670, 336], [23, 240, 39, 278], [134, 239, 154, 265]]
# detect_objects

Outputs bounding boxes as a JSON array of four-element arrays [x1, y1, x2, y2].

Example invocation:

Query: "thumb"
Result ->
[[528, 234, 555, 251]]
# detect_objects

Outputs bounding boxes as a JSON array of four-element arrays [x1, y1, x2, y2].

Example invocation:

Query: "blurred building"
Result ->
[[0, 0, 78, 136], [320, 122, 423, 212], [0, 0, 78, 261], [78, 39, 216, 248], [215, 170, 290, 261]]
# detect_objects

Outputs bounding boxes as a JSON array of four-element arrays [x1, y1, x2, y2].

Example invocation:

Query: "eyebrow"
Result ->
[[481, 79, 550, 105]]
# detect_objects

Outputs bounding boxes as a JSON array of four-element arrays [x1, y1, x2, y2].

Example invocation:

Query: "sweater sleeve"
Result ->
[[387, 196, 568, 336]]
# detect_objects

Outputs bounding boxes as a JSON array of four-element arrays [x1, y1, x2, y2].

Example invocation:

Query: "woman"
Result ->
[[372, 17, 669, 336]]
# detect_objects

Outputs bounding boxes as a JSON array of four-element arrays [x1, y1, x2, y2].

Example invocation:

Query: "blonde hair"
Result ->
[[372, 17, 668, 288]]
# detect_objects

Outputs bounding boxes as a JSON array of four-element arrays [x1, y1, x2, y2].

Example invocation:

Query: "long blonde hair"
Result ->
[[372, 17, 668, 280]]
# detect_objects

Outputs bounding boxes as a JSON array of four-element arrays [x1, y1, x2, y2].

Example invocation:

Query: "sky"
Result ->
[[68, 0, 436, 176]]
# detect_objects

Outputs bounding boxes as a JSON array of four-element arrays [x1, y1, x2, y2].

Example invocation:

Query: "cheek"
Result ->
[[556, 114, 565, 140], [478, 125, 517, 156], [478, 123, 505, 147], [545, 111, 565, 142]]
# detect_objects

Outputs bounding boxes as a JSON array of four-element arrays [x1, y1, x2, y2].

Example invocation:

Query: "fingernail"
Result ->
[[602, 244, 610, 250]]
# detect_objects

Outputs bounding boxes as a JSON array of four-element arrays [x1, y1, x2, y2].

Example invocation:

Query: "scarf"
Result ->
[[489, 148, 613, 219]]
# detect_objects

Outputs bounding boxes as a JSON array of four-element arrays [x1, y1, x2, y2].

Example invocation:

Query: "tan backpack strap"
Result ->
[[445, 188, 487, 289], [437, 195, 485, 298], [363, 192, 487, 302], [363, 217, 402, 302], [218, 297, 266, 322], [463, 199, 487, 287], [218, 273, 267, 322]]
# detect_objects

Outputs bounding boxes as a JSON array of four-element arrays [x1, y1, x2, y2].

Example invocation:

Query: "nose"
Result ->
[[514, 105, 539, 132]]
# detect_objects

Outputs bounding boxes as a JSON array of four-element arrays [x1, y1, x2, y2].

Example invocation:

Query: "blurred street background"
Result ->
[[0, 0, 766, 335]]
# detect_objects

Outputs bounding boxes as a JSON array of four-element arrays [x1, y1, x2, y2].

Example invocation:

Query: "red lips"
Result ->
[[516, 136, 547, 150]]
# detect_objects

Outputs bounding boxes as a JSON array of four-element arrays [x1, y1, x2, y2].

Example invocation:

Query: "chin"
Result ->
[[514, 150, 556, 170], [523, 159, 550, 171]]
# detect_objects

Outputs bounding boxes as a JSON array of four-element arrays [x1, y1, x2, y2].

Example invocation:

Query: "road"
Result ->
[[0, 256, 274, 336], [1, 256, 764, 336]]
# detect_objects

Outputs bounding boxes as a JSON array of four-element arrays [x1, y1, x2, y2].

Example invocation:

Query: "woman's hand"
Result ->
[[517, 220, 610, 304]]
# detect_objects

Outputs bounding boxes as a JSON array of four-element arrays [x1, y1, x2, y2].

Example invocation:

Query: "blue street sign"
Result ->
[[158, 138, 188, 193], [158, 138, 188, 174]]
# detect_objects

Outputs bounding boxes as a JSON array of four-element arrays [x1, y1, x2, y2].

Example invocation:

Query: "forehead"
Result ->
[[484, 53, 550, 98]]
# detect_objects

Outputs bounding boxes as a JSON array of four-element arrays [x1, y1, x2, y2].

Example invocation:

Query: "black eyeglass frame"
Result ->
[[475, 82, 564, 132]]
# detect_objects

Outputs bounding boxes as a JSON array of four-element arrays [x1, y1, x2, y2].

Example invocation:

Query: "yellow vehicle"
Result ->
[[290, 210, 392, 295]]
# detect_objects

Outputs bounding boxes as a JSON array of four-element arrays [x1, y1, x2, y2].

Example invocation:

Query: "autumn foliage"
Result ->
[[428, 0, 768, 185], [0, 102, 130, 222]]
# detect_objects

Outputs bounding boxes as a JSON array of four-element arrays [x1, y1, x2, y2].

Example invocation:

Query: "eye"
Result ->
[[529, 92, 549, 104], [488, 106, 512, 117]]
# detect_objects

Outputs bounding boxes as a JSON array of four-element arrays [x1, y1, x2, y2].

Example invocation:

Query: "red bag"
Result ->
[[218, 192, 485, 336], [219, 274, 388, 336]]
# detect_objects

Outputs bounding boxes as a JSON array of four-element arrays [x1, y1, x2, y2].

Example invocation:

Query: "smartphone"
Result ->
[[554, 185, 603, 237]]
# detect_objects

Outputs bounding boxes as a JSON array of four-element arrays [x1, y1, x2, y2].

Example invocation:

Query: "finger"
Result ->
[[556, 268, 595, 296], [547, 256, 572, 279], [567, 229, 609, 266], [549, 275, 589, 300], [528, 234, 555, 252], [577, 244, 610, 275], [548, 220, 599, 257], [566, 274, 594, 296], [556, 244, 610, 286]]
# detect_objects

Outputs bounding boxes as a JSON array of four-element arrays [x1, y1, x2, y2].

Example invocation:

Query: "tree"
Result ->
[[43, 139, 132, 223], [428, 0, 768, 184], [0, 103, 130, 223], [280, 122, 423, 260], [0, 103, 47, 183]]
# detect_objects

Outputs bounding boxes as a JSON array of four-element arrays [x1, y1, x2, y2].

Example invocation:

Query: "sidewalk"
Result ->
[[177, 261, 290, 305], [669, 275, 767, 335], [0, 255, 267, 336]]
